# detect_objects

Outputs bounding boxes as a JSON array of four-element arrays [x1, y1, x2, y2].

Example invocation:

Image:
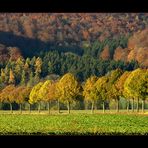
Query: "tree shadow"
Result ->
[[0, 31, 83, 57]]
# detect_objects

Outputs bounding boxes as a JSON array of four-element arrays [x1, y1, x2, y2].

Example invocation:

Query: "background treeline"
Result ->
[[0, 68, 147, 113], [0, 13, 147, 67], [0, 55, 139, 86]]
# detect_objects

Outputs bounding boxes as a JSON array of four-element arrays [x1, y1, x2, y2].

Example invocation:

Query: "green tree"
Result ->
[[27, 72, 34, 87], [20, 70, 26, 86]]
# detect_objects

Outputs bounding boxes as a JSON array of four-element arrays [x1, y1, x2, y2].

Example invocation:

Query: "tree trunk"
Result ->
[[91, 102, 94, 114], [48, 101, 51, 114], [67, 101, 70, 114], [20, 104, 22, 114], [116, 99, 119, 112], [136, 98, 139, 112], [10, 103, 13, 114], [132, 98, 134, 112], [127, 100, 129, 112], [29, 103, 31, 114], [142, 100, 145, 113], [57, 100, 60, 114], [38, 102, 41, 113], [102, 101, 105, 113]]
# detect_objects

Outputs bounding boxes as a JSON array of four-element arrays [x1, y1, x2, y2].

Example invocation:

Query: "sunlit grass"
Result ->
[[0, 110, 148, 135]]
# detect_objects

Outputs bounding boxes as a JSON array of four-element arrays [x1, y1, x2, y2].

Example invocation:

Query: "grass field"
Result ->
[[0, 110, 148, 135]]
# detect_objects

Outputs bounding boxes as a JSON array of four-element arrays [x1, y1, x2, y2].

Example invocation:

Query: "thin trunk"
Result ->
[[127, 100, 129, 112], [102, 101, 105, 113], [142, 100, 145, 113], [38, 102, 41, 113], [136, 98, 139, 112], [48, 101, 51, 114], [20, 104, 22, 114], [132, 98, 134, 112], [116, 99, 119, 112], [91, 102, 94, 114], [57, 100, 60, 114], [10, 103, 13, 113], [29, 103, 31, 114], [67, 101, 70, 114]]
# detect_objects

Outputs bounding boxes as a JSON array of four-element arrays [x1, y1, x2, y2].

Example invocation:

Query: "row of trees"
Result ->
[[0, 68, 147, 114]]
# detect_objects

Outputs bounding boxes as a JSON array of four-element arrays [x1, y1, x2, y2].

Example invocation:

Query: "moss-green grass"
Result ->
[[0, 111, 148, 135]]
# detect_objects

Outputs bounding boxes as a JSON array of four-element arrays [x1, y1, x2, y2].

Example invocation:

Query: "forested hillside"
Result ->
[[0, 13, 147, 83]]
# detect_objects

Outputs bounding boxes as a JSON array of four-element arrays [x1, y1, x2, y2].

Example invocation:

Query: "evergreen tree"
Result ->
[[20, 70, 26, 86], [8, 69, 15, 85]]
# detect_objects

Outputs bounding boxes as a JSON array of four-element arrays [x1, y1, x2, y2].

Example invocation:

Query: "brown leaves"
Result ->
[[100, 45, 111, 60]]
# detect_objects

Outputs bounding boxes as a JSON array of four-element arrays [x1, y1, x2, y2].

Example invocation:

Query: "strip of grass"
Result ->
[[0, 113, 148, 135]]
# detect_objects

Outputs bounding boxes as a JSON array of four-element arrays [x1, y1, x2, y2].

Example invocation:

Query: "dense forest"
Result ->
[[0, 13, 147, 84]]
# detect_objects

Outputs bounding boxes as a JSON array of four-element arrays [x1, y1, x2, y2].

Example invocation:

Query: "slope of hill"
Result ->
[[0, 13, 147, 66]]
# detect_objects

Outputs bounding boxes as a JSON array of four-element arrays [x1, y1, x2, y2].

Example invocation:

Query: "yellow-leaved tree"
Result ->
[[38, 80, 56, 114], [95, 76, 108, 113], [115, 71, 131, 112], [83, 76, 98, 114], [29, 82, 43, 113], [56, 73, 80, 114], [8, 69, 15, 85], [124, 68, 148, 112], [106, 69, 123, 112]]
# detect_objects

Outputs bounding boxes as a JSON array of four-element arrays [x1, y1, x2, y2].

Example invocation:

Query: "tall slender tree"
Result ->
[[83, 76, 98, 114], [29, 82, 44, 113]]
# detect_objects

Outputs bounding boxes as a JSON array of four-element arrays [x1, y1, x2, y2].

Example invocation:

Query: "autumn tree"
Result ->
[[38, 80, 57, 114], [83, 76, 98, 114], [124, 68, 142, 112], [100, 45, 110, 60], [14, 58, 24, 84], [106, 69, 123, 112], [0, 69, 5, 84], [22, 86, 32, 113], [34, 57, 42, 82], [4, 66, 9, 84], [11, 86, 31, 113], [115, 71, 131, 112], [29, 82, 43, 113], [135, 69, 148, 112], [124, 69, 148, 113], [0, 85, 15, 113], [56, 73, 80, 114], [8, 69, 15, 85], [95, 76, 109, 113]]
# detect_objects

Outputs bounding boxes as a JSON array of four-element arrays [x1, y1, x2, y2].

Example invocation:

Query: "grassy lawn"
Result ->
[[0, 110, 148, 135]]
